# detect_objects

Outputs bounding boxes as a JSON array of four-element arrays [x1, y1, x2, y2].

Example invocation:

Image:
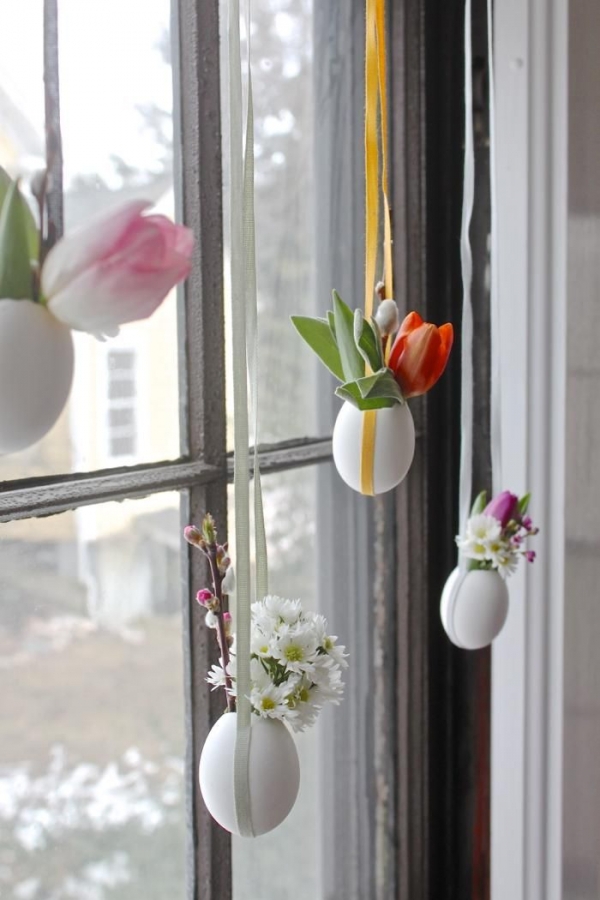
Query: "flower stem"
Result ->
[[206, 543, 235, 713]]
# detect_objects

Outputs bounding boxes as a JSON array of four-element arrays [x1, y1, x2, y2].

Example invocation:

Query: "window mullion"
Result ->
[[173, 0, 231, 897]]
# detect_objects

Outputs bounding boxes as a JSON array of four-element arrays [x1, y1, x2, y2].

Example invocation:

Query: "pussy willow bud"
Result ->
[[205, 610, 219, 629], [184, 525, 206, 549], [222, 566, 236, 595], [30, 169, 47, 201], [375, 298, 400, 336]]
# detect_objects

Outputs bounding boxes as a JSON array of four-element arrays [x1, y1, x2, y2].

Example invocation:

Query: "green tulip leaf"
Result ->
[[470, 490, 488, 516], [353, 309, 384, 372], [0, 179, 35, 300], [335, 380, 397, 410], [0, 166, 39, 263], [290, 314, 345, 381], [518, 492, 531, 516], [332, 290, 364, 382]]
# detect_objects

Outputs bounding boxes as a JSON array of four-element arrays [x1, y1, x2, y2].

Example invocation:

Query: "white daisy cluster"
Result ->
[[206, 595, 348, 732], [456, 513, 519, 578], [456, 502, 538, 579]]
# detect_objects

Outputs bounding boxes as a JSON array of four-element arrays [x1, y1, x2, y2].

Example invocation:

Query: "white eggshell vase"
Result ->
[[332, 401, 415, 495], [440, 567, 509, 650], [0, 299, 74, 454], [199, 711, 300, 836]]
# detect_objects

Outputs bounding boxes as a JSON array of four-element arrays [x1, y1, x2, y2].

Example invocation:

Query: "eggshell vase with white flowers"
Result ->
[[184, 518, 348, 836], [441, 490, 539, 649], [0, 167, 193, 455], [292, 293, 453, 495]]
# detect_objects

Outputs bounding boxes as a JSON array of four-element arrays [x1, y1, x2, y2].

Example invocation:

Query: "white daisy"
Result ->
[[494, 551, 518, 579], [321, 634, 349, 669], [250, 683, 292, 720], [271, 625, 320, 673], [206, 663, 228, 690], [263, 595, 303, 625]]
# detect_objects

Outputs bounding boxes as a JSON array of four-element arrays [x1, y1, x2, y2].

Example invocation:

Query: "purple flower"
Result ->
[[484, 491, 519, 529], [525, 550, 536, 563], [522, 515, 533, 530]]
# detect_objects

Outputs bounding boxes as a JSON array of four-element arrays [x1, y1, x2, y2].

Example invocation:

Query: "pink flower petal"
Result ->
[[42, 200, 150, 299]]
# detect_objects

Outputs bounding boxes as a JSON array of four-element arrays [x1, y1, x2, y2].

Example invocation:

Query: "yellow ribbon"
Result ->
[[360, 0, 394, 495]]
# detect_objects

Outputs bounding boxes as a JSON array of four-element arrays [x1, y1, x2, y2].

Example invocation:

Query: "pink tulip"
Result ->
[[484, 491, 519, 528], [42, 200, 193, 338]]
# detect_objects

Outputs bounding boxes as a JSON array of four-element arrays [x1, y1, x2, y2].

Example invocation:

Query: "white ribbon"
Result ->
[[487, 0, 502, 495], [458, 0, 475, 571], [458, 0, 501, 567], [229, 0, 268, 838]]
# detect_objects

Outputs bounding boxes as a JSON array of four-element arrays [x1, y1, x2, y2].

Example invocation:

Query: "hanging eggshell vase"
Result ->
[[440, 567, 509, 650], [199, 712, 300, 837], [0, 299, 74, 454], [332, 401, 415, 495]]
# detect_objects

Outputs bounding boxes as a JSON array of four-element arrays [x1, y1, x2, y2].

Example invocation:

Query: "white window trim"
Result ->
[[492, 1, 568, 899]]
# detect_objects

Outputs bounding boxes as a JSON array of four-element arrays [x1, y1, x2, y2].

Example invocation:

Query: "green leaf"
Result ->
[[518, 493, 531, 516], [353, 367, 404, 405], [335, 381, 396, 410], [327, 309, 337, 342], [470, 490, 488, 516], [0, 179, 34, 300], [0, 167, 39, 263], [332, 290, 364, 381], [353, 309, 384, 372], [290, 315, 345, 381]]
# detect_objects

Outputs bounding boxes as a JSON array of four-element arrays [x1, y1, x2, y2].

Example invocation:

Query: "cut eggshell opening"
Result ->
[[199, 711, 300, 837], [0, 299, 74, 454], [332, 401, 415, 495], [440, 566, 509, 650]]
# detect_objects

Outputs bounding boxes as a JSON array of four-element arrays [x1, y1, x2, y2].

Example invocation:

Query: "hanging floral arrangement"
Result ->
[[0, 167, 193, 454], [184, 515, 348, 836], [441, 490, 539, 649], [292, 293, 453, 494]]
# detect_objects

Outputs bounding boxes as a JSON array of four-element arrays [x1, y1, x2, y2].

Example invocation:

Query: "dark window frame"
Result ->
[[0, 0, 494, 897]]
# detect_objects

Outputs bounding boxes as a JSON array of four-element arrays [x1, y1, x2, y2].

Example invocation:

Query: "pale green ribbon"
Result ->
[[458, 0, 501, 570], [458, 0, 475, 574], [229, 0, 268, 838]]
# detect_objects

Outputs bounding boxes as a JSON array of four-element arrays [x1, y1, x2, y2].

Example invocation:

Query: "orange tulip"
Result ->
[[388, 311, 454, 399]]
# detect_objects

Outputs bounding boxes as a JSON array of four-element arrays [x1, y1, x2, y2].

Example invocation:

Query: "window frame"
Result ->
[[0, 0, 492, 897]]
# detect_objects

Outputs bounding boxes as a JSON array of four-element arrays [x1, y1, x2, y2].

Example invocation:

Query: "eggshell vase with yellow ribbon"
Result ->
[[332, 401, 415, 495], [199, 712, 300, 837], [440, 566, 509, 650], [0, 299, 74, 454]]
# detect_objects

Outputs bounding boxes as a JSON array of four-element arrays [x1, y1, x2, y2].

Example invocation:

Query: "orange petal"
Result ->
[[397, 310, 423, 337]]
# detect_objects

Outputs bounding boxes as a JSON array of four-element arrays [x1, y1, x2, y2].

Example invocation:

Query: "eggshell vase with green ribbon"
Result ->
[[199, 712, 300, 837], [291, 293, 453, 496], [0, 299, 74, 453]]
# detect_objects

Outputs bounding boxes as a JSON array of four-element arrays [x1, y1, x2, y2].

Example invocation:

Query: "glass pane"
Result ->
[[564, 2, 600, 897], [0, 492, 186, 900], [230, 463, 373, 899], [0, 0, 180, 477], [223, 0, 325, 448]]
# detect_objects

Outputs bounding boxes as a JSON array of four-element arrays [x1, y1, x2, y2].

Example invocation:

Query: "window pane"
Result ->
[[0, 0, 180, 477], [230, 463, 373, 899], [0, 492, 186, 900], [223, 0, 327, 448]]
